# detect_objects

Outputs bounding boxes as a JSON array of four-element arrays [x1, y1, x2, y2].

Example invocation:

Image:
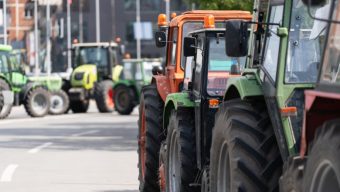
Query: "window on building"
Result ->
[[124, 0, 161, 11]]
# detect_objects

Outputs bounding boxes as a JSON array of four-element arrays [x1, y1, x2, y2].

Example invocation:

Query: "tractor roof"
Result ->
[[0, 44, 13, 52], [188, 28, 226, 36], [170, 10, 252, 27], [72, 42, 118, 48]]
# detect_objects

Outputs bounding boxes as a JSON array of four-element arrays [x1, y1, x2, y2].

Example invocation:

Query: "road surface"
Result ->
[[0, 102, 139, 192]]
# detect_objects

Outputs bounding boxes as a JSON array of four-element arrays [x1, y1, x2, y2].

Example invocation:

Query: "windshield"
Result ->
[[321, 0, 340, 84], [10, 53, 22, 72], [207, 38, 246, 96], [77, 47, 109, 67], [0, 51, 10, 73], [285, 0, 329, 83]]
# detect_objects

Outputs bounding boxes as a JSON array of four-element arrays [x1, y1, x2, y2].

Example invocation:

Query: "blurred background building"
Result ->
[[0, 0, 190, 73]]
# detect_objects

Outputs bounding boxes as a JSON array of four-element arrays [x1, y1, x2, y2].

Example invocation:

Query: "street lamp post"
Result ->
[[95, 0, 100, 43], [3, 0, 7, 45], [136, 0, 141, 59], [34, 0, 39, 75], [46, 0, 51, 75], [67, 0, 71, 71]]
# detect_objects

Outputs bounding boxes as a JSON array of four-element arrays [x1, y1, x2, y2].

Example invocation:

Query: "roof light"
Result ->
[[204, 15, 215, 29], [158, 14, 168, 27], [171, 12, 177, 19]]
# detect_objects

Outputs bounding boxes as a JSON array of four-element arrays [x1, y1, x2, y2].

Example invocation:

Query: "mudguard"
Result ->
[[163, 92, 194, 129], [152, 76, 171, 102], [224, 74, 263, 101]]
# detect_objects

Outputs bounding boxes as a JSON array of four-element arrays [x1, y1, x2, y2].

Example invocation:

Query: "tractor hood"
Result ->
[[28, 75, 63, 91], [71, 64, 97, 90]]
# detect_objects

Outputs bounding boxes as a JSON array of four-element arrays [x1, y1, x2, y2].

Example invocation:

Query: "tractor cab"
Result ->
[[71, 42, 118, 83]]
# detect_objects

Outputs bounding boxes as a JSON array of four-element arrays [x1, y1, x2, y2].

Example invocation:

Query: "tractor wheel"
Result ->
[[24, 87, 50, 117], [94, 80, 114, 113], [114, 85, 135, 115], [0, 79, 12, 119], [48, 90, 70, 115], [0, 92, 4, 114], [138, 84, 164, 192], [70, 99, 89, 113], [279, 156, 304, 192], [209, 99, 282, 192], [303, 119, 340, 192], [166, 109, 199, 192]]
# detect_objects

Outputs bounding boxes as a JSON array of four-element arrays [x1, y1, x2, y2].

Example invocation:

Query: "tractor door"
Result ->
[[192, 37, 205, 168]]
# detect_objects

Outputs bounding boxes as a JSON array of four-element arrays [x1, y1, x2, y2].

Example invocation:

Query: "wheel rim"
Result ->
[[310, 160, 340, 192], [139, 104, 146, 178], [217, 142, 230, 192], [50, 94, 64, 113], [169, 130, 181, 191], [32, 93, 48, 115], [116, 90, 129, 110], [106, 89, 114, 108]]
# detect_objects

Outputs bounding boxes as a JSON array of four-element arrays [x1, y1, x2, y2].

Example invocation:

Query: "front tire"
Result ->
[[210, 99, 282, 192], [166, 109, 199, 192], [49, 90, 70, 115], [114, 85, 135, 115], [303, 120, 340, 192], [24, 87, 50, 117], [138, 84, 164, 192], [0, 79, 12, 119], [94, 80, 114, 113]]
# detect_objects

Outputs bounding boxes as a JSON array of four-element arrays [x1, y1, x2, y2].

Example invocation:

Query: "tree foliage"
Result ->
[[186, 0, 254, 12]]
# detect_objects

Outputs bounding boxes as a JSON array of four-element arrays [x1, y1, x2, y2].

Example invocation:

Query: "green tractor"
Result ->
[[0, 45, 51, 118], [64, 42, 119, 113], [113, 58, 161, 115], [10, 49, 69, 115], [207, 0, 327, 191]]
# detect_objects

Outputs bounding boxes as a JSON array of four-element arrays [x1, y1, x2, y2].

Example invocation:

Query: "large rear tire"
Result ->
[[94, 80, 114, 113], [49, 89, 70, 115], [138, 84, 164, 192], [303, 119, 340, 192], [114, 85, 135, 115], [210, 99, 282, 192], [166, 109, 199, 192], [0, 92, 3, 114], [70, 99, 89, 113], [0, 79, 12, 119], [24, 87, 50, 117]]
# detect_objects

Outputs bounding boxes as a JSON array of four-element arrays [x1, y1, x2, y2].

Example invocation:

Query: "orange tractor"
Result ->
[[137, 10, 252, 192]]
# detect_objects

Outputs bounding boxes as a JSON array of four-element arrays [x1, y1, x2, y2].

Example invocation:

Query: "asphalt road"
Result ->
[[0, 102, 139, 192]]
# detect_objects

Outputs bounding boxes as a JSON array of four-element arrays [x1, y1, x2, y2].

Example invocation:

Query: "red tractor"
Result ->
[[137, 11, 252, 192]]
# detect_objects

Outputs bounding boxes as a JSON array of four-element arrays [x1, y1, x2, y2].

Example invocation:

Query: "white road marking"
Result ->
[[71, 130, 99, 137], [28, 142, 53, 154], [0, 164, 18, 182]]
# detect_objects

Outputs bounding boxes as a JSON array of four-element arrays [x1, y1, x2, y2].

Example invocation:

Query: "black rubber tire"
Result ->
[[70, 99, 89, 113], [0, 91, 4, 114], [138, 84, 164, 192], [303, 119, 340, 192], [94, 80, 114, 113], [279, 156, 305, 192], [24, 87, 50, 117], [48, 89, 70, 115], [210, 99, 282, 192], [0, 79, 12, 119], [114, 85, 135, 115], [166, 109, 199, 192]]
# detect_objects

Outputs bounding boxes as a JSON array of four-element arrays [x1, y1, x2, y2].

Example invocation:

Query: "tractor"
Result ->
[[10, 49, 69, 115], [159, 15, 249, 192], [64, 42, 118, 113], [207, 0, 328, 191], [0, 45, 51, 118], [137, 10, 252, 192], [113, 58, 161, 115], [275, 0, 340, 191]]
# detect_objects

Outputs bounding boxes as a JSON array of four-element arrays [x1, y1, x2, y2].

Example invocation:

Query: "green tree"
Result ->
[[186, 0, 254, 12]]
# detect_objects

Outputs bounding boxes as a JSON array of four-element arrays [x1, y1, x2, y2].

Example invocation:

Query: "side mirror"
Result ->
[[152, 65, 164, 75], [155, 31, 166, 48], [225, 20, 249, 57], [302, 0, 326, 6], [183, 37, 196, 57]]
